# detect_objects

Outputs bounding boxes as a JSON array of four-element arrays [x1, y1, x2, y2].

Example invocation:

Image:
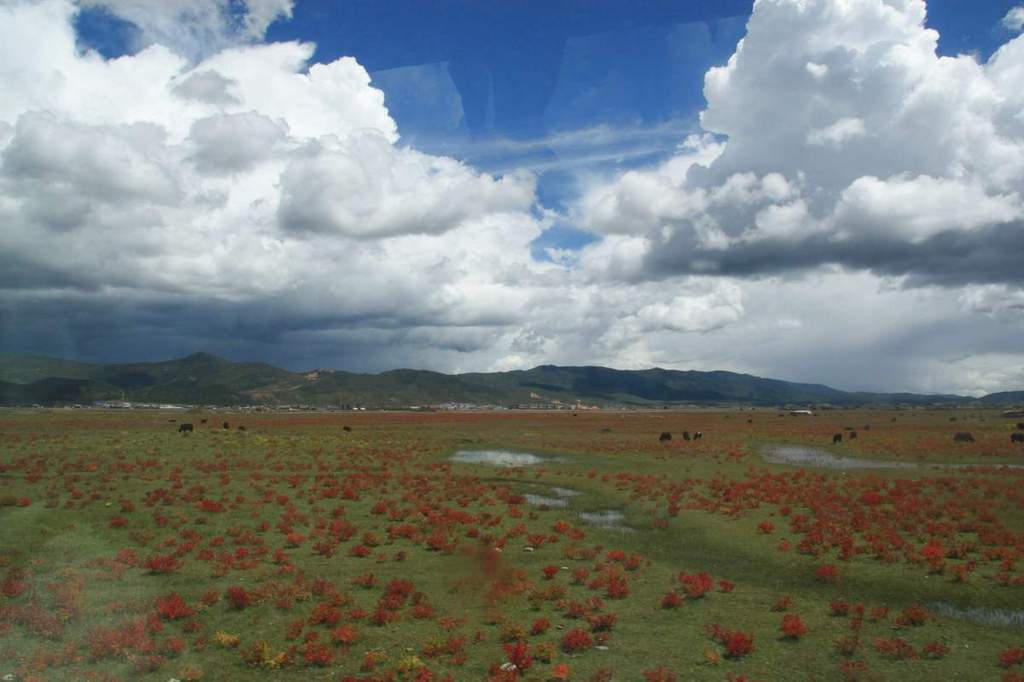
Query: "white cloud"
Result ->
[[834, 175, 1022, 241], [633, 284, 744, 333], [277, 135, 534, 238], [959, 284, 1024, 317], [187, 111, 288, 174], [806, 117, 866, 147], [575, 0, 1024, 279], [1003, 6, 1024, 33]]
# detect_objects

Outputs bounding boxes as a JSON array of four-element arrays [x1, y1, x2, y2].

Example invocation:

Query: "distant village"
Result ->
[[43, 400, 1014, 415]]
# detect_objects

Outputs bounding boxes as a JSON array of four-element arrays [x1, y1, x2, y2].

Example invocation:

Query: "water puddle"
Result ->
[[523, 486, 580, 508], [928, 603, 1024, 629], [761, 445, 1024, 471], [524, 493, 568, 507], [578, 510, 633, 533], [761, 445, 918, 470], [451, 450, 553, 467]]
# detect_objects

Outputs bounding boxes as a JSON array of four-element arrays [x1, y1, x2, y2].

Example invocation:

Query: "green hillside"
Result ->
[[0, 352, 1006, 408]]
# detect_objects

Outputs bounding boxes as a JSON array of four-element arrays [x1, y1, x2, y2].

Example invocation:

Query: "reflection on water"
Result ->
[[928, 603, 1024, 629], [578, 510, 632, 532], [523, 486, 581, 508], [451, 450, 549, 467], [761, 445, 1024, 471], [761, 445, 918, 470], [524, 493, 568, 507]]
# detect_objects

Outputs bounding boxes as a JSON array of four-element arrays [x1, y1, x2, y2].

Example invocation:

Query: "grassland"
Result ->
[[1, 408, 1023, 681]]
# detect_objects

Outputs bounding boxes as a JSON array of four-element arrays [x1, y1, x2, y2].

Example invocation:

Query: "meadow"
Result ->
[[1, 407, 1023, 681]]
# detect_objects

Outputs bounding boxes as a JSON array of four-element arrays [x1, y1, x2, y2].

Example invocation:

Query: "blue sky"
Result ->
[[3, 0, 1023, 394]]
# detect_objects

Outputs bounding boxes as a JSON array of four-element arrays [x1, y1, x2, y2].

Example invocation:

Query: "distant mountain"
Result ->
[[0, 352, 1013, 408], [977, 391, 1024, 405]]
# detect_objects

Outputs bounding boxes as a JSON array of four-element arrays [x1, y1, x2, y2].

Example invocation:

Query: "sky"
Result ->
[[0, 0, 1022, 396]]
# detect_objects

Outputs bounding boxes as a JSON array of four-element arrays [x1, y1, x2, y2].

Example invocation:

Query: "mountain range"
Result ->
[[0, 352, 1019, 408]]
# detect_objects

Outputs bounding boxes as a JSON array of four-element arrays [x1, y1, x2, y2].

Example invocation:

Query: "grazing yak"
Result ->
[[832, 433, 843, 444], [1012, 433, 1024, 444], [178, 423, 193, 434], [343, 426, 352, 432], [682, 431, 691, 441], [659, 432, 672, 442], [953, 432, 974, 443], [694, 431, 703, 440], [223, 421, 230, 430], [849, 431, 857, 439]]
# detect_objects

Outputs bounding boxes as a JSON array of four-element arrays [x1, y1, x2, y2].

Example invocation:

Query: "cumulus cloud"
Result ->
[[574, 0, 1024, 286], [171, 70, 241, 106], [277, 135, 534, 238], [0, 0, 753, 381], [187, 111, 288, 174]]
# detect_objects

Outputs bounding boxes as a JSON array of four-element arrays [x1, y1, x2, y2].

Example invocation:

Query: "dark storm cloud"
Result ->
[[644, 222, 1024, 287]]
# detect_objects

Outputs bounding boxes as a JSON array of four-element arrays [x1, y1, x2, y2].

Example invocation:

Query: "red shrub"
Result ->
[[198, 500, 225, 513], [331, 624, 358, 645], [706, 623, 755, 659], [225, 586, 251, 610], [1001, 647, 1024, 667], [874, 637, 918, 660], [561, 628, 593, 653], [780, 614, 807, 640], [503, 641, 533, 671], [661, 590, 683, 609], [155, 593, 194, 620], [144, 555, 180, 574], [309, 603, 342, 626], [530, 618, 551, 635], [678, 572, 713, 599], [351, 572, 377, 588], [815, 564, 839, 583], [723, 631, 755, 659], [922, 641, 950, 659], [588, 613, 617, 632], [894, 605, 930, 627], [643, 666, 676, 682], [302, 641, 334, 666], [411, 602, 436, 619], [605, 574, 630, 599], [829, 599, 851, 617]]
